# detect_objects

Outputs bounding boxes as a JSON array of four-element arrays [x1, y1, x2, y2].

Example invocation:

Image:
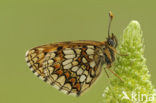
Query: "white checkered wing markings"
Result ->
[[25, 47, 48, 80], [25, 42, 103, 96], [42, 45, 103, 96], [78, 46, 103, 94]]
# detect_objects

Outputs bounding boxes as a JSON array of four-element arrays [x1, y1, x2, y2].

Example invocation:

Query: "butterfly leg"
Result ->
[[106, 64, 123, 82], [109, 46, 128, 56], [104, 68, 110, 78], [116, 52, 128, 56]]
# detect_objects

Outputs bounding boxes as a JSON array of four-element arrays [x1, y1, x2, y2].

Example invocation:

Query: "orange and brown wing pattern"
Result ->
[[25, 44, 59, 81], [25, 41, 104, 96]]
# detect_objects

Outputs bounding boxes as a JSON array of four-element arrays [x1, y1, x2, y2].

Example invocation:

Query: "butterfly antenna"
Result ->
[[108, 11, 113, 37]]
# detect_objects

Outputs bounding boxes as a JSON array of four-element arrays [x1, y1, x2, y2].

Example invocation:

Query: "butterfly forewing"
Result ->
[[25, 41, 104, 96]]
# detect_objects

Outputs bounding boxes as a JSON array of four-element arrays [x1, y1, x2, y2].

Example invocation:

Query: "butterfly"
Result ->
[[25, 11, 121, 96]]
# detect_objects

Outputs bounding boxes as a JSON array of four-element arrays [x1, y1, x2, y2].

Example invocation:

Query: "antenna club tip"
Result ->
[[109, 11, 113, 18]]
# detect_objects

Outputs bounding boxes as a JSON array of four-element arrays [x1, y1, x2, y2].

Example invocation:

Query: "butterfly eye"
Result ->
[[108, 39, 114, 47]]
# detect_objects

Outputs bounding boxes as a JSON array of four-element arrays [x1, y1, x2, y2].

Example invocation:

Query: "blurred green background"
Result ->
[[0, 0, 155, 103]]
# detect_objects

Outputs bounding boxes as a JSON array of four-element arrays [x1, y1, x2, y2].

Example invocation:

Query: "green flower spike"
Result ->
[[102, 21, 156, 103]]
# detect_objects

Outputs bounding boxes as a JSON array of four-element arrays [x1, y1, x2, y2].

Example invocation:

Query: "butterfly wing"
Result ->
[[25, 41, 104, 96], [25, 44, 58, 80]]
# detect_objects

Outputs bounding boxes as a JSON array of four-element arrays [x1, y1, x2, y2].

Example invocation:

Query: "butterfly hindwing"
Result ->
[[25, 44, 59, 80], [25, 41, 103, 96]]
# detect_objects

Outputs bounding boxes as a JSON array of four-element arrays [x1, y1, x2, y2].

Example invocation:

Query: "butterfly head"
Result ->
[[107, 33, 118, 48]]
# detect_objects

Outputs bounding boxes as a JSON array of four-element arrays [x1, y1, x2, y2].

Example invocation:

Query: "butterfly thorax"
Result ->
[[100, 33, 118, 66]]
